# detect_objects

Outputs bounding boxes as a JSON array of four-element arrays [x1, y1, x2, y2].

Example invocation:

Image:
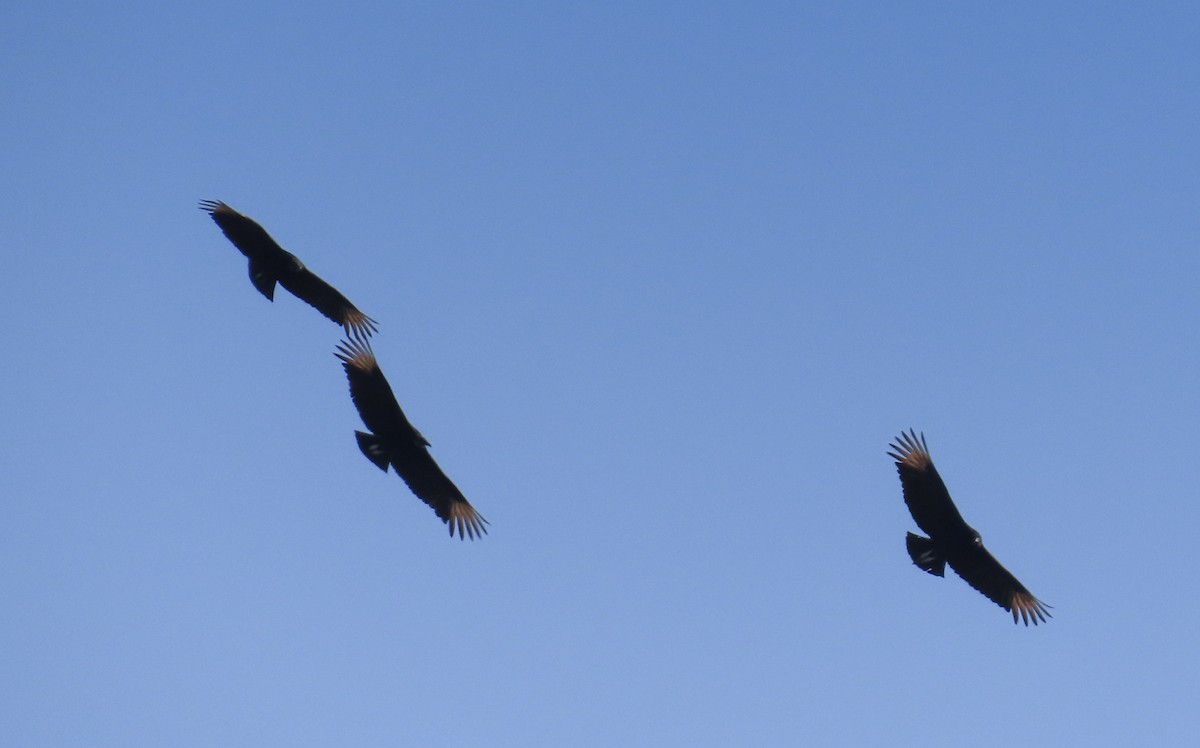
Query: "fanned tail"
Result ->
[[354, 431, 391, 472], [906, 532, 946, 577], [248, 260, 277, 300]]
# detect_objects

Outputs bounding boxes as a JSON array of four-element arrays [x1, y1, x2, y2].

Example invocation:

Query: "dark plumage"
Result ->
[[200, 200, 378, 340], [336, 338, 488, 540], [889, 430, 1050, 625]]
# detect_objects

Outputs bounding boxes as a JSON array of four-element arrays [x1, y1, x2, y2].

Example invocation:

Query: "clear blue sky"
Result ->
[[3, 2, 1198, 745]]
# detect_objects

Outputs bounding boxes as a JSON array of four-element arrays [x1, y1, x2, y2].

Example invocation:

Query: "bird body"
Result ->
[[200, 200, 378, 340], [889, 430, 1050, 625], [336, 338, 487, 540]]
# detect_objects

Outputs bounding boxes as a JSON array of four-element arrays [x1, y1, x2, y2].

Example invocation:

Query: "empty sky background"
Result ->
[[3, 2, 1198, 745]]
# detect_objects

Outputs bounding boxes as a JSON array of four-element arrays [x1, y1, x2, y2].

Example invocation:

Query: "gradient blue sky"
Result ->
[[4, 2, 1198, 745]]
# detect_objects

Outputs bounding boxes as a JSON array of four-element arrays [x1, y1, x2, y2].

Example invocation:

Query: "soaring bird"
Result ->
[[889, 430, 1050, 625], [336, 337, 488, 540], [200, 200, 378, 340]]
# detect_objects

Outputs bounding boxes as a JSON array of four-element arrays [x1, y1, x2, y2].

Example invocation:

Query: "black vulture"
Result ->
[[336, 338, 488, 540], [889, 430, 1050, 625], [200, 200, 378, 340]]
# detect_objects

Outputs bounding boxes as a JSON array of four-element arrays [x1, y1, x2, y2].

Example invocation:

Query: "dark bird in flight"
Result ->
[[889, 430, 1050, 625], [336, 337, 488, 540], [200, 200, 378, 340]]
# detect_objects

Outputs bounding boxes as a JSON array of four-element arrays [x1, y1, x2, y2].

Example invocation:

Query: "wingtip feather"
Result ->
[[1009, 592, 1053, 626], [335, 337, 376, 371], [344, 309, 380, 341], [889, 428, 932, 469], [446, 502, 490, 541]]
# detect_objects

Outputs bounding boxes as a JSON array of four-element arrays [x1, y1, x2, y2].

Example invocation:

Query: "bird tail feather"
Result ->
[[248, 261, 277, 300], [355, 431, 391, 472], [906, 533, 946, 577]]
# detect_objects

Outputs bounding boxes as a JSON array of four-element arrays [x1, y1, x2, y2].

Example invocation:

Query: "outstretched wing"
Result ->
[[335, 338, 407, 438], [888, 430, 968, 538], [280, 266, 378, 340], [949, 545, 1052, 626], [199, 200, 286, 260], [392, 444, 490, 541], [335, 339, 488, 540]]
